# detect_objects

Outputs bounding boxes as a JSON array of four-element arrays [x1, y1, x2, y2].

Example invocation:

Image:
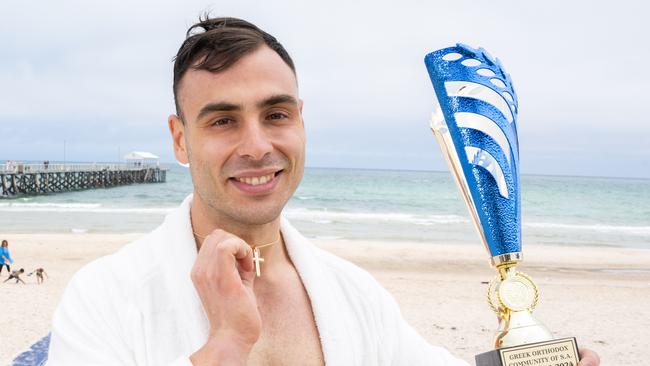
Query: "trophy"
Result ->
[[423, 44, 580, 366]]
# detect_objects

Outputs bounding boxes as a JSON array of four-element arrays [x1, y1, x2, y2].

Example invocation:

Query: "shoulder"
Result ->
[[48, 228, 174, 364], [309, 244, 470, 365], [311, 244, 396, 307], [63, 224, 167, 305]]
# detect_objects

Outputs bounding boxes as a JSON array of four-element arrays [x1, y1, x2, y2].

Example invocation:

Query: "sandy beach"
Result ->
[[1, 233, 649, 365]]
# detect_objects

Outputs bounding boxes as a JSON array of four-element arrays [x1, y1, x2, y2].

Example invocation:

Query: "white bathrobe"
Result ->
[[46, 195, 469, 366]]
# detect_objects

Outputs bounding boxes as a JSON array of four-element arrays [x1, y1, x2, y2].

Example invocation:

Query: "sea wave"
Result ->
[[2, 201, 647, 238], [525, 222, 650, 236], [283, 208, 470, 225], [0, 202, 173, 214], [0, 202, 102, 209]]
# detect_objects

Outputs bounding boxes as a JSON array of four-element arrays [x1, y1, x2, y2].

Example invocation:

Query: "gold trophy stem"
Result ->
[[494, 308, 511, 348], [496, 263, 516, 279], [490, 264, 553, 348]]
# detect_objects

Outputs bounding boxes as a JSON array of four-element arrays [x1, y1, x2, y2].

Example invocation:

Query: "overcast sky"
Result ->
[[1, 0, 648, 178]]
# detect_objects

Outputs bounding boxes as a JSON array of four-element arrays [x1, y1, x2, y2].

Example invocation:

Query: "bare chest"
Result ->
[[248, 273, 324, 366]]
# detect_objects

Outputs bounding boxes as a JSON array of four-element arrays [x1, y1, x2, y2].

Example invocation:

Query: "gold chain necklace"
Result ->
[[192, 232, 281, 277]]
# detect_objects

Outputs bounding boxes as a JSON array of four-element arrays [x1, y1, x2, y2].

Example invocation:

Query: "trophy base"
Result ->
[[475, 337, 580, 366]]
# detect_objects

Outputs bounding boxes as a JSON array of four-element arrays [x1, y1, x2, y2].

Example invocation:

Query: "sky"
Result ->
[[1, 0, 649, 178]]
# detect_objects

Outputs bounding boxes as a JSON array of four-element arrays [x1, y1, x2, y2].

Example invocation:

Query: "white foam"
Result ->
[[9, 202, 102, 209], [0, 202, 173, 214], [284, 208, 469, 225]]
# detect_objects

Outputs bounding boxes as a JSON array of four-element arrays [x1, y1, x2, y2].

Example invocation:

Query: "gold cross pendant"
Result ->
[[252, 247, 265, 277]]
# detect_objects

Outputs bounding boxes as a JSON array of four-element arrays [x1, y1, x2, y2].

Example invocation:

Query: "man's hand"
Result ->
[[189, 230, 261, 366], [578, 348, 600, 366]]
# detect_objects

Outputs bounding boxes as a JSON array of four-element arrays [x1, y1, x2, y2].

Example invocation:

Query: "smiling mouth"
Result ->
[[230, 170, 283, 186]]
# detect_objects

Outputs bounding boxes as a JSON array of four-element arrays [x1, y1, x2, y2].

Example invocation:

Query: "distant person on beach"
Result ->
[[29, 268, 49, 284], [0, 239, 13, 275], [46, 16, 601, 366], [3, 268, 26, 284]]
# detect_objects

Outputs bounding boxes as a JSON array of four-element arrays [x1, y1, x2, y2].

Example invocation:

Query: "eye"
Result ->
[[211, 117, 234, 126], [267, 112, 288, 120]]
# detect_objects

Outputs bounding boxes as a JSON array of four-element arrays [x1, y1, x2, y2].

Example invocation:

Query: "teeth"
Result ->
[[236, 173, 275, 186]]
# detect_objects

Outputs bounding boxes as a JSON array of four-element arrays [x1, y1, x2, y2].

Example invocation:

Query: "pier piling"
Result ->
[[0, 163, 167, 198]]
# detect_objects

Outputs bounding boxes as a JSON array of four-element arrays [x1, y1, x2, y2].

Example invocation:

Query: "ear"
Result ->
[[168, 114, 189, 165], [298, 99, 305, 127]]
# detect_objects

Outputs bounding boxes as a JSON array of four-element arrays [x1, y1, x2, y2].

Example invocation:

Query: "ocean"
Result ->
[[1, 165, 649, 249]]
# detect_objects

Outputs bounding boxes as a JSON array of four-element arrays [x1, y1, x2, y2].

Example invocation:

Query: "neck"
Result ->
[[189, 193, 289, 276], [190, 196, 281, 245]]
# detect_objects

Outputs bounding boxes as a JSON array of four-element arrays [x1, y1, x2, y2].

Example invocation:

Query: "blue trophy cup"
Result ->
[[424, 44, 580, 366]]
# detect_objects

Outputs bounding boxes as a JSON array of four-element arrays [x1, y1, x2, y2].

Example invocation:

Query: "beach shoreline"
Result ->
[[1, 233, 648, 365]]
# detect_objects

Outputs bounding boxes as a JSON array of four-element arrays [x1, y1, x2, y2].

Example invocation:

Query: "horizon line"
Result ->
[[2, 159, 648, 181]]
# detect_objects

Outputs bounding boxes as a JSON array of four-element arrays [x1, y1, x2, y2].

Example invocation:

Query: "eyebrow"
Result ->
[[257, 94, 298, 109], [194, 94, 299, 123], [196, 102, 242, 121]]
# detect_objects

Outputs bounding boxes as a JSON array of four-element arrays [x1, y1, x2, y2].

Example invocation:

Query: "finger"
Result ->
[[194, 231, 254, 280], [231, 240, 255, 274], [201, 230, 246, 256], [199, 229, 227, 251], [206, 228, 229, 241], [192, 231, 233, 280], [196, 230, 241, 266], [215, 238, 252, 270], [231, 240, 252, 260], [193, 234, 219, 270], [195, 231, 219, 258], [578, 348, 600, 366], [236, 245, 255, 273]]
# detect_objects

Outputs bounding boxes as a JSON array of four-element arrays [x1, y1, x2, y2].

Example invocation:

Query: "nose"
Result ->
[[236, 120, 273, 160]]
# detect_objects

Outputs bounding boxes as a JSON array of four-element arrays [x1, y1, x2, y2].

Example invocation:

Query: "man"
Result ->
[[3, 268, 26, 284], [46, 17, 599, 366]]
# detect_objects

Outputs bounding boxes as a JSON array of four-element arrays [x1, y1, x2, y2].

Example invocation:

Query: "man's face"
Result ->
[[170, 46, 305, 226]]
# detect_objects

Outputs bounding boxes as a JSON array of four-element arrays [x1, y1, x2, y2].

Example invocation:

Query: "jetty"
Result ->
[[1, 157, 167, 198]]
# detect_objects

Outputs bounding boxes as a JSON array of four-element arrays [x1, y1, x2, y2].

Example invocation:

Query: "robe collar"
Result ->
[[159, 194, 355, 363]]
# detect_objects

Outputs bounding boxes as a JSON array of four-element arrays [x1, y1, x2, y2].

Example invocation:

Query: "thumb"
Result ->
[[578, 348, 600, 366]]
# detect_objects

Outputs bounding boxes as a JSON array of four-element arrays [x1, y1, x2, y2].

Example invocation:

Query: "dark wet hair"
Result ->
[[172, 15, 296, 119]]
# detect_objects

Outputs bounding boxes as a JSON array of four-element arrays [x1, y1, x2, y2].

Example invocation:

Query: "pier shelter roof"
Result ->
[[124, 151, 159, 161]]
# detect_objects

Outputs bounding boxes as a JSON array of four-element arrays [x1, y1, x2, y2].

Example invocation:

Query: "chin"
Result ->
[[231, 205, 284, 226]]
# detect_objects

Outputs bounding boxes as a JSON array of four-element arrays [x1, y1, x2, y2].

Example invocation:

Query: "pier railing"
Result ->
[[0, 163, 159, 174]]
